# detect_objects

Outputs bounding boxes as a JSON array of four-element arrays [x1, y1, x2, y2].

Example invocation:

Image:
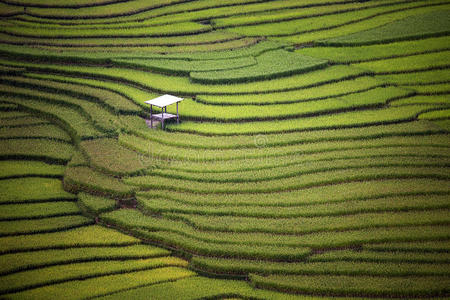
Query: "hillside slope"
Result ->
[[0, 0, 449, 298]]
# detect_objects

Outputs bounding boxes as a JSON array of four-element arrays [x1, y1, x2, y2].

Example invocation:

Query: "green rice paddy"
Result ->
[[0, 0, 449, 298]]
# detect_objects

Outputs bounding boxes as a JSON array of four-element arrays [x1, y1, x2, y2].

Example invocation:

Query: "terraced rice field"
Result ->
[[0, 0, 449, 299]]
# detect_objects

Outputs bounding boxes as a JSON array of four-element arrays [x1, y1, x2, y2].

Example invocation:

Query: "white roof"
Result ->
[[144, 94, 184, 108]]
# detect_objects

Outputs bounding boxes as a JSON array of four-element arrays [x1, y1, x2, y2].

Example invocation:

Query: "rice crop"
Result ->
[[0, 215, 93, 236], [0, 202, 80, 220], [63, 166, 135, 198], [298, 36, 450, 63], [0, 124, 72, 141], [0, 0, 449, 298], [354, 51, 450, 73], [5, 267, 195, 300], [0, 177, 76, 204], [80, 138, 153, 176], [250, 274, 450, 297], [0, 160, 65, 179], [322, 9, 450, 46], [190, 49, 328, 84], [77, 193, 117, 215], [0, 244, 170, 276], [0, 225, 139, 254], [0, 256, 188, 294]]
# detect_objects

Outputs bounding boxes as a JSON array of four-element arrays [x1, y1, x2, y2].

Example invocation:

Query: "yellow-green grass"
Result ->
[[0, 160, 65, 179], [3, 0, 130, 8], [78, 193, 116, 215], [20, 0, 208, 19], [128, 165, 450, 194], [138, 178, 450, 208], [0, 103, 18, 111], [119, 132, 450, 162], [0, 20, 211, 38], [5, 74, 141, 113], [152, 155, 450, 183], [0, 58, 367, 95], [63, 166, 135, 198], [189, 49, 328, 84], [121, 120, 446, 150], [353, 51, 450, 73], [192, 256, 450, 276], [0, 215, 93, 236], [0, 138, 73, 163], [161, 39, 284, 60], [1, 102, 19, 109], [0, 177, 76, 204], [213, 0, 408, 28], [365, 240, 450, 252], [196, 76, 383, 105], [0, 202, 79, 220], [0, 31, 242, 47], [0, 0, 449, 297], [6, 267, 195, 300], [0, 124, 71, 141], [24, 72, 158, 109], [22, 37, 261, 55], [0, 116, 49, 128], [103, 209, 450, 250], [291, 226, 450, 249], [8, 37, 280, 61], [149, 193, 450, 219], [160, 143, 450, 173], [136, 225, 450, 252], [322, 9, 450, 46], [19, 0, 343, 24], [114, 55, 257, 76], [103, 209, 311, 260], [166, 105, 438, 135], [0, 244, 170, 276], [298, 36, 450, 63], [2, 96, 104, 140], [390, 95, 450, 106], [136, 230, 313, 262], [170, 87, 411, 122], [67, 150, 88, 167], [308, 249, 450, 263], [123, 0, 352, 27], [401, 83, 450, 94], [0, 80, 121, 134], [0, 111, 29, 118], [419, 108, 450, 120], [0, 3, 22, 16], [34, 38, 261, 54], [80, 138, 154, 176], [170, 207, 450, 234], [377, 68, 450, 85], [94, 276, 320, 300], [0, 64, 24, 74], [0, 256, 188, 295], [227, 1, 447, 37], [0, 225, 139, 254], [140, 194, 450, 222], [164, 150, 450, 178], [250, 274, 450, 297], [77, 98, 122, 134], [273, 2, 450, 44]]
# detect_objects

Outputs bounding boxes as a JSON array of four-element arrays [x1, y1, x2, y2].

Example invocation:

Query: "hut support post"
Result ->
[[162, 106, 165, 129], [150, 104, 153, 128]]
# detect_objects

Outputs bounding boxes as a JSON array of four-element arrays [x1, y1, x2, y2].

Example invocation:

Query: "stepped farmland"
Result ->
[[0, 0, 449, 299]]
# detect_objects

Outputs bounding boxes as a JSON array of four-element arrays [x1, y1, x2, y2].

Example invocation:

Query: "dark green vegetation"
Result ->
[[0, 0, 449, 299]]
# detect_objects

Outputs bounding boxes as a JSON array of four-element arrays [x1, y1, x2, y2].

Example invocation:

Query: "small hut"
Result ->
[[145, 94, 184, 130]]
